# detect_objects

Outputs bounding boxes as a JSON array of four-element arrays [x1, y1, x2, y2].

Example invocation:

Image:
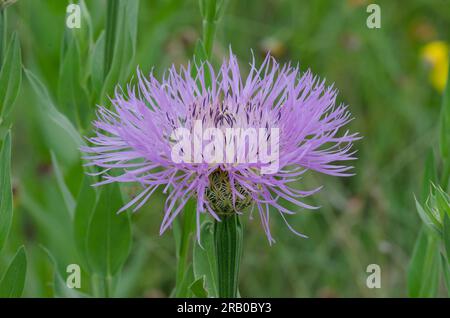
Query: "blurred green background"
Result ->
[[1, 0, 449, 297]]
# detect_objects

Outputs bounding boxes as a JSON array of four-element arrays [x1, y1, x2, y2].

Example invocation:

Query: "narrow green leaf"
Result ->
[[0, 32, 22, 119], [113, 242, 149, 297], [73, 175, 97, 268], [414, 196, 441, 235], [60, 0, 92, 84], [0, 246, 27, 297], [173, 218, 182, 258], [193, 221, 218, 297], [0, 9, 6, 62], [19, 189, 70, 250], [189, 276, 208, 298], [51, 152, 75, 216], [433, 184, 450, 220], [101, 0, 139, 100], [408, 229, 427, 297], [90, 31, 105, 102], [194, 40, 208, 64], [74, 0, 93, 57], [86, 182, 131, 277], [200, 0, 219, 59], [125, 0, 139, 51], [420, 236, 441, 297], [58, 35, 90, 128], [444, 214, 450, 261], [104, 0, 120, 79], [199, 0, 206, 18], [25, 69, 84, 148], [39, 245, 84, 298], [442, 253, 450, 297], [176, 263, 194, 298], [215, 0, 227, 21], [421, 150, 437, 202], [192, 40, 211, 88], [408, 228, 440, 297], [0, 130, 12, 251], [439, 55, 450, 171]]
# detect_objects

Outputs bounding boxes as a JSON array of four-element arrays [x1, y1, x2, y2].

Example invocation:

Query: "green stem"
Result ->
[[202, 20, 216, 60], [214, 214, 243, 298], [91, 274, 101, 298], [201, 0, 218, 59], [175, 200, 196, 297], [91, 273, 113, 297], [104, 275, 112, 298]]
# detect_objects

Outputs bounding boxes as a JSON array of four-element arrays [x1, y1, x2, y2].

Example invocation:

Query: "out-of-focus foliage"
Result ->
[[410, 47, 450, 297]]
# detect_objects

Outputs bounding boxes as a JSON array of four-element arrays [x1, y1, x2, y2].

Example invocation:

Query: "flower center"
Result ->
[[205, 169, 252, 216]]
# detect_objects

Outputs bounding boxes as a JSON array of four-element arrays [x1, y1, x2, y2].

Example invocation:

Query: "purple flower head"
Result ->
[[82, 49, 359, 244]]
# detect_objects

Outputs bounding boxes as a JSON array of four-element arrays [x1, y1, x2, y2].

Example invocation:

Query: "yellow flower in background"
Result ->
[[421, 41, 449, 92]]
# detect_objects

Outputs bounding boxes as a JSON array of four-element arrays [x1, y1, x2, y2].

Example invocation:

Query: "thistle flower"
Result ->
[[82, 50, 359, 243]]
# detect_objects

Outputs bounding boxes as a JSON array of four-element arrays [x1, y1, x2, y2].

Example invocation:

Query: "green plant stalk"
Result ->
[[214, 214, 243, 298], [91, 273, 113, 297], [175, 201, 196, 297], [104, 275, 112, 298], [202, 0, 218, 59], [176, 233, 191, 286], [91, 274, 101, 297]]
